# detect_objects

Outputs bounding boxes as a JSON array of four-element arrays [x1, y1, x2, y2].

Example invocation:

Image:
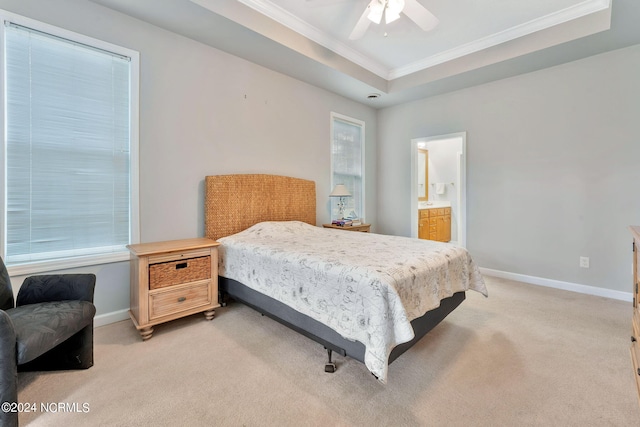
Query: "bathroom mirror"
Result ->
[[410, 132, 466, 247], [417, 149, 428, 201]]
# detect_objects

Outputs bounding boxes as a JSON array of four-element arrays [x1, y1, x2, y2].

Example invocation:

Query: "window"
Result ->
[[1, 14, 139, 275], [330, 112, 365, 221]]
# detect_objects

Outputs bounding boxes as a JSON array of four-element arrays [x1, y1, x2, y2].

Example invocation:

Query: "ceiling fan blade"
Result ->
[[349, 0, 375, 40], [403, 0, 439, 31]]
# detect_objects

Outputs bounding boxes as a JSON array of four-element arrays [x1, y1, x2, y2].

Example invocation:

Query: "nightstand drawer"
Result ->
[[149, 280, 211, 319], [149, 256, 211, 290]]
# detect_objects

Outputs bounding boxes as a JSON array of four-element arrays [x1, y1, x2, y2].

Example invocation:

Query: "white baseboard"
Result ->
[[479, 267, 633, 302], [94, 308, 130, 327]]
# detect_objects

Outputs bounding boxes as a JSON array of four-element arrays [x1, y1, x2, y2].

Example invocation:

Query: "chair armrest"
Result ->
[[16, 274, 96, 306]]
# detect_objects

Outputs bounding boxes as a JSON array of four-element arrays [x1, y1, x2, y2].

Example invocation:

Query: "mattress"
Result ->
[[218, 221, 487, 382]]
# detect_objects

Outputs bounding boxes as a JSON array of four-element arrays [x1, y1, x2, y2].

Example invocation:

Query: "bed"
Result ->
[[205, 174, 487, 383]]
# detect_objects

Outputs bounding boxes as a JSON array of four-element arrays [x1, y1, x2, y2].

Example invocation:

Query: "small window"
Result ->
[[330, 112, 365, 221], [1, 15, 139, 275]]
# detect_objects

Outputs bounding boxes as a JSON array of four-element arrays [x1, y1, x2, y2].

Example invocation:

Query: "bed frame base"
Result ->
[[219, 277, 466, 375]]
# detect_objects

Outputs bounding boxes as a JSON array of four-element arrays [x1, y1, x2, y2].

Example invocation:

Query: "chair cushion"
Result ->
[[6, 300, 96, 365]]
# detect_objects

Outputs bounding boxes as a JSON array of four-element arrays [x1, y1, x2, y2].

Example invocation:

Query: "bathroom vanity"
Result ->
[[418, 201, 451, 242]]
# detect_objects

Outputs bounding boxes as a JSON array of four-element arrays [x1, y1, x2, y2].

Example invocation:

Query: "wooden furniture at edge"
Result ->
[[322, 223, 371, 232], [419, 207, 451, 242], [127, 238, 220, 341], [630, 226, 640, 405]]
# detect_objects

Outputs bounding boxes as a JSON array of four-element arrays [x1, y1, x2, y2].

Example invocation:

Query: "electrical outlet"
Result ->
[[580, 256, 590, 268]]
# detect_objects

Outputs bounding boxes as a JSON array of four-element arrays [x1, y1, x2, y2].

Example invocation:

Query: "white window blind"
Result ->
[[331, 113, 365, 220], [4, 22, 133, 266]]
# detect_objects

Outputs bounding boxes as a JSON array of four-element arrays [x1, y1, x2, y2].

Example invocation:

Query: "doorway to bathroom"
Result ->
[[410, 132, 466, 247]]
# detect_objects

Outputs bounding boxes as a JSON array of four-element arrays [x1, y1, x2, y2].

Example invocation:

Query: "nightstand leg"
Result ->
[[139, 327, 153, 341], [204, 309, 215, 321]]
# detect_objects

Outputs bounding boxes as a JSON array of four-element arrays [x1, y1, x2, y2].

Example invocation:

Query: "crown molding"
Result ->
[[389, 0, 611, 79], [236, 0, 390, 79], [234, 0, 610, 82]]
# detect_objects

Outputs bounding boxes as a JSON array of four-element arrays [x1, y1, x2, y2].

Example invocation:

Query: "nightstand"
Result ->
[[127, 238, 220, 340], [322, 223, 371, 232]]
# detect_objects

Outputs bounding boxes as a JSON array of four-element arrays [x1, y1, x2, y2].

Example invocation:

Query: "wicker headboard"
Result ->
[[205, 174, 316, 240]]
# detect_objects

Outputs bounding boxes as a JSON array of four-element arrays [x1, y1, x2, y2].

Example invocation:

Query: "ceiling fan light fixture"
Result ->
[[367, 1, 384, 24], [352, 0, 434, 40], [385, 0, 404, 24], [384, 9, 401, 24]]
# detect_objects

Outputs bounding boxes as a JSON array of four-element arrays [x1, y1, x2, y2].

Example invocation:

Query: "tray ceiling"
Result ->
[[88, 0, 640, 107]]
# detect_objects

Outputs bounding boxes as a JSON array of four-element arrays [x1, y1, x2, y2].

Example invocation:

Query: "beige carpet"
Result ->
[[17, 277, 640, 426]]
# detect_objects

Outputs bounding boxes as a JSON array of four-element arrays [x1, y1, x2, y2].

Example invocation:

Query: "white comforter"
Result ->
[[218, 221, 487, 383]]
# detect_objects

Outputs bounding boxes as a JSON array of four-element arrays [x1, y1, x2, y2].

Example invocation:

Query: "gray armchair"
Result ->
[[0, 257, 96, 427]]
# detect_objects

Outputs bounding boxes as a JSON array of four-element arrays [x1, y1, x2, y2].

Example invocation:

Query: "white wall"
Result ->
[[0, 0, 377, 322], [378, 43, 640, 294]]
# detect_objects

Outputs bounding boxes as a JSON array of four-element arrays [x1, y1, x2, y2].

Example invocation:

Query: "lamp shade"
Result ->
[[329, 184, 352, 197]]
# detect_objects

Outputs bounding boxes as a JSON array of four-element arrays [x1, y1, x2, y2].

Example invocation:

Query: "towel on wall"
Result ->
[[435, 183, 445, 195]]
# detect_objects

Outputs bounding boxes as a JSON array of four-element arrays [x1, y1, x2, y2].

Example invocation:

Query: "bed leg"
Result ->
[[218, 290, 227, 307], [324, 348, 336, 373]]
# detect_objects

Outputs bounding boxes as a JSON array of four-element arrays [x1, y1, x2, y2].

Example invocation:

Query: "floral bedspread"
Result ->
[[218, 221, 487, 383]]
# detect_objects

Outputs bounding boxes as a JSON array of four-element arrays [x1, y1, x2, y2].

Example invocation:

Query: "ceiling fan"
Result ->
[[349, 0, 439, 40]]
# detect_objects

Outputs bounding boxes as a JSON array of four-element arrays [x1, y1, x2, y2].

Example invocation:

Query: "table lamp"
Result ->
[[329, 184, 351, 219]]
